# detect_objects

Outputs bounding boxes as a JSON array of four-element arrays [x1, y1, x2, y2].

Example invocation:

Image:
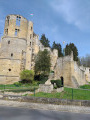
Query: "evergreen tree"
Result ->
[[65, 43, 78, 61], [34, 49, 51, 75], [52, 41, 63, 57], [40, 34, 50, 47]]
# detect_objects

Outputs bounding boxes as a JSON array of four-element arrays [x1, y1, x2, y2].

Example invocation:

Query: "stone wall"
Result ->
[[52, 52, 87, 88], [38, 84, 53, 93], [84, 67, 90, 82], [4, 15, 28, 39], [1, 95, 90, 107]]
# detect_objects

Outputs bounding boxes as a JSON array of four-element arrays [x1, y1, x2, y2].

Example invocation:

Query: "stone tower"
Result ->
[[0, 14, 58, 84], [0, 14, 33, 84]]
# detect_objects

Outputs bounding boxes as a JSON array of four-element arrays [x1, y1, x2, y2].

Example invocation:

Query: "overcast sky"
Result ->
[[0, 0, 90, 57]]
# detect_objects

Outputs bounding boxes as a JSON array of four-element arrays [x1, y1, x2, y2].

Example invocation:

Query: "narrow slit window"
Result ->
[[11, 53, 13, 57], [7, 16, 10, 26], [16, 16, 21, 26], [30, 42, 31, 46], [5, 29, 8, 35], [31, 26, 32, 31], [8, 41, 10, 44]]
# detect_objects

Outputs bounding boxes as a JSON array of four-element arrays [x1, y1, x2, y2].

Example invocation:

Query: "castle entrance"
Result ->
[[61, 76, 64, 87]]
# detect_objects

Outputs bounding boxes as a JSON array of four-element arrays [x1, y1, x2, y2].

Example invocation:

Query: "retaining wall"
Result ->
[[1, 94, 90, 107]]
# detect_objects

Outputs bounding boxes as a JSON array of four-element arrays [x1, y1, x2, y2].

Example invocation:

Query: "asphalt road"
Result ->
[[0, 106, 90, 120]]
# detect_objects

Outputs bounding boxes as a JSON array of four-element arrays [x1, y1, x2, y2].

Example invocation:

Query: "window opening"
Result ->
[[5, 29, 8, 35], [8, 41, 10, 44], [8, 69, 11, 71], [61, 76, 64, 87], [11, 53, 13, 57], [15, 29, 19, 36], [30, 42, 31, 46], [31, 26, 32, 31], [7, 16, 10, 25], [16, 16, 21, 26]]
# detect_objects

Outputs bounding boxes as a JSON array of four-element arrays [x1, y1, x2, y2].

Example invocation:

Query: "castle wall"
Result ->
[[71, 62, 86, 86], [0, 37, 26, 59], [54, 55, 73, 87], [84, 67, 90, 82], [0, 59, 20, 84], [0, 14, 28, 84], [4, 15, 28, 39], [54, 53, 86, 88]]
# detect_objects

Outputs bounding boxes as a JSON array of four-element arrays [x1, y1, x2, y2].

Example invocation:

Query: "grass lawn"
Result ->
[[0, 83, 39, 92], [30, 87, 90, 100]]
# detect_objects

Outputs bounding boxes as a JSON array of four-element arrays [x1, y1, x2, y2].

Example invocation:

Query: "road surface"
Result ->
[[0, 106, 90, 120]]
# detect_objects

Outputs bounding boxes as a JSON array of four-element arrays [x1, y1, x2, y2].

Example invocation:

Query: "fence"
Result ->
[[0, 85, 90, 101], [59, 87, 90, 100], [0, 85, 38, 96]]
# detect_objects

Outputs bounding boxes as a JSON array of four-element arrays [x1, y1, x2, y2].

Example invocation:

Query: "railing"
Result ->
[[59, 87, 90, 100], [0, 85, 38, 96], [0, 85, 90, 100]]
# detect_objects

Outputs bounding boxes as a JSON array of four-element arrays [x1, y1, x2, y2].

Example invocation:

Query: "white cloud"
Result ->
[[50, 0, 90, 30]]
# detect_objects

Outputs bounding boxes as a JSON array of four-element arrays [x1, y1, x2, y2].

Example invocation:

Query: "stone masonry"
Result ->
[[0, 14, 90, 87], [0, 14, 58, 84]]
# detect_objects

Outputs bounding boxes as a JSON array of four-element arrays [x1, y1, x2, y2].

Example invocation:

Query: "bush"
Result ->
[[51, 79, 62, 88], [50, 71, 54, 73], [51, 80, 56, 85], [54, 86, 57, 89], [34, 73, 48, 84], [55, 80, 61, 88], [20, 70, 34, 83]]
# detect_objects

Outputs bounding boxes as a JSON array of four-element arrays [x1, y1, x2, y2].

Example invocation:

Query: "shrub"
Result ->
[[50, 71, 54, 73], [51, 80, 56, 85], [55, 80, 61, 88], [20, 70, 34, 83], [34, 73, 48, 84], [51, 79, 62, 88]]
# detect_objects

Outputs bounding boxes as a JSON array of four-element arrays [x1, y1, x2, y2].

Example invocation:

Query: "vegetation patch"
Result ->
[[80, 84, 90, 89], [30, 87, 90, 100]]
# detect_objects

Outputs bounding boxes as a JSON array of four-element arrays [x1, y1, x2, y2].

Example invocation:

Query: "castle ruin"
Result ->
[[0, 14, 90, 87]]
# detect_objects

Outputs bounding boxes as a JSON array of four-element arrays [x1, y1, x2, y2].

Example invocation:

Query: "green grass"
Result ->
[[31, 92, 61, 98], [0, 83, 39, 93], [30, 87, 90, 100], [80, 84, 90, 89]]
